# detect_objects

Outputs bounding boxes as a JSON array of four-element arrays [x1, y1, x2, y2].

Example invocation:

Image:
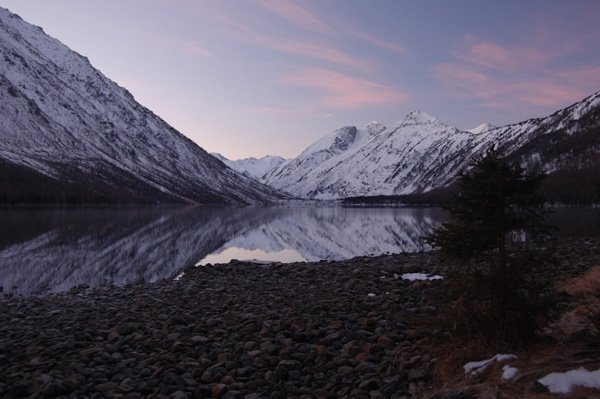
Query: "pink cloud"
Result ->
[[252, 0, 332, 33], [264, 38, 377, 73], [217, 17, 377, 73], [433, 33, 600, 112], [432, 63, 491, 89], [280, 68, 409, 109], [557, 66, 600, 88], [349, 31, 408, 55], [154, 37, 213, 58], [432, 62, 592, 109], [171, 40, 213, 58], [170, 0, 408, 72], [253, 0, 408, 56], [245, 105, 315, 116], [173, 1, 376, 73], [454, 40, 549, 70], [508, 81, 587, 107]]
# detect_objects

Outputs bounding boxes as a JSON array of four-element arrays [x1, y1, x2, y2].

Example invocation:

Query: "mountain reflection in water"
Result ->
[[0, 207, 445, 295]]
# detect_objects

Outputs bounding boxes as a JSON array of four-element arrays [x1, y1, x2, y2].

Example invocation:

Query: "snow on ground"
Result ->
[[463, 354, 517, 376], [502, 365, 518, 380], [396, 272, 444, 281], [537, 367, 600, 394]]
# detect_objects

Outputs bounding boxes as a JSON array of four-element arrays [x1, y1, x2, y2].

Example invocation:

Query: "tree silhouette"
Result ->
[[427, 147, 555, 345]]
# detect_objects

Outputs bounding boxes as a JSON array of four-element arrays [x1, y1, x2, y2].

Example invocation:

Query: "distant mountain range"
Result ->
[[219, 91, 600, 203], [0, 7, 283, 205], [211, 153, 286, 181]]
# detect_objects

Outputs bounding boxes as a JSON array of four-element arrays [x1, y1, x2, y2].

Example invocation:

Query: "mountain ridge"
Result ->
[[0, 7, 283, 205], [261, 90, 600, 200], [211, 153, 286, 181]]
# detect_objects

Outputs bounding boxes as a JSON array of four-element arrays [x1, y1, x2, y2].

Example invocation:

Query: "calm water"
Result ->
[[1, 206, 599, 295]]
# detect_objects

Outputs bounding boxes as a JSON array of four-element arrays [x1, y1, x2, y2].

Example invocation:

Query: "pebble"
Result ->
[[1, 238, 596, 398]]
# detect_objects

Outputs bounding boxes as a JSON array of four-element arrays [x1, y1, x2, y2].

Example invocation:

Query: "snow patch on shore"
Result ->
[[396, 272, 443, 281], [538, 367, 600, 394], [464, 354, 517, 376], [502, 365, 518, 380]]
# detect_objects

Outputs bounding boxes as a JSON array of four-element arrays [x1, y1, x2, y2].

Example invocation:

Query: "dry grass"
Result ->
[[549, 265, 600, 340], [432, 340, 494, 385], [422, 266, 600, 398], [560, 265, 600, 296]]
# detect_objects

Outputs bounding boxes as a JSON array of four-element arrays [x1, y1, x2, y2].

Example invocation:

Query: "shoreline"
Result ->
[[1, 238, 599, 398]]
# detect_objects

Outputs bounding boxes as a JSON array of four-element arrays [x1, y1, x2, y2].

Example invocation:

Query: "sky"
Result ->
[[1, 1, 599, 160]]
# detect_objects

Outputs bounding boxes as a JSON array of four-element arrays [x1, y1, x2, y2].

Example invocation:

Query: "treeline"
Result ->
[[541, 168, 600, 205], [343, 168, 600, 207], [0, 158, 171, 205], [342, 186, 456, 206]]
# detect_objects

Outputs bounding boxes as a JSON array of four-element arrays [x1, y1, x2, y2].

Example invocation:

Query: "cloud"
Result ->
[[432, 63, 491, 92], [432, 62, 592, 109], [155, 37, 213, 58], [280, 68, 409, 109], [174, 1, 376, 73], [433, 35, 600, 111], [219, 17, 377, 73], [245, 105, 315, 116], [557, 67, 600, 89], [349, 31, 407, 55], [252, 0, 332, 33], [252, 0, 407, 56], [262, 37, 377, 73], [454, 40, 548, 71]]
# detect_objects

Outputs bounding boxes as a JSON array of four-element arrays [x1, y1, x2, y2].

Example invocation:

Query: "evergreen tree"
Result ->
[[427, 147, 555, 345]]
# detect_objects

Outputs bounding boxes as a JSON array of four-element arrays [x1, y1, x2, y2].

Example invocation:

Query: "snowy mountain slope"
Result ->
[[492, 91, 600, 172], [263, 121, 387, 196], [467, 123, 496, 134], [212, 153, 286, 180], [263, 92, 600, 199], [264, 112, 482, 199], [0, 7, 283, 204]]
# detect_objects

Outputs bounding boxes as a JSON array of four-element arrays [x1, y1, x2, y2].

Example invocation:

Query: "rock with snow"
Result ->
[[0, 7, 283, 205]]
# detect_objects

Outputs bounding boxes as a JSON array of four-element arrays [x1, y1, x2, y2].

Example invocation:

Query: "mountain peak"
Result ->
[[401, 110, 444, 127], [364, 121, 387, 136], [467, 123, 496, 134]]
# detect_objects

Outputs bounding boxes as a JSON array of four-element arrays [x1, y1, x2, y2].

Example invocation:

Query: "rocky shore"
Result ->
[[1, 237, 599, 399]]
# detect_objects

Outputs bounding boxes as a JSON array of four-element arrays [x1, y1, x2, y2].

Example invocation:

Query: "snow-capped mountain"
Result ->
[[0, 7, 282, 204], [263, 112, 481, 199], [212, 153, 286, 180], [467, 123, 496, 134], [263, 92, 600, 199], [496, 91, 600, 173], [263, 121, 389, 197]]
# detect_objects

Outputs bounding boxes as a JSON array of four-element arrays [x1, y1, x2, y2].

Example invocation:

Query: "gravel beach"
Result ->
[[1, 238, 598, 399]]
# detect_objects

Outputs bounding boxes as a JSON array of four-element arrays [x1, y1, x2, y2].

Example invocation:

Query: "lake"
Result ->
[[1, 206, 599, 295]]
